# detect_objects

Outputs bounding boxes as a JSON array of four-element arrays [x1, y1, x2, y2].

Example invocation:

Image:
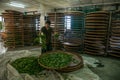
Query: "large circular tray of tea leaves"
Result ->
[[57, 51, 83, 72], [38, 51, 83, 72], [38, 51, 72, 70]]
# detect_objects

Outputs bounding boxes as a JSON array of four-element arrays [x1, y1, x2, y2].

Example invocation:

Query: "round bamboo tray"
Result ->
[[38, 51, 83, 72], [85, 50, 105, 55], [86, 26, 107, 29], [109, 53, 120, 57], [56, 52, 83, 72], [63, 42, 81, 52], [38, 51, 71, 70]]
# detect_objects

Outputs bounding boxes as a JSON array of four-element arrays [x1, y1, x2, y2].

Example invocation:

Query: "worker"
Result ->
[[41, 20, 53, 53]]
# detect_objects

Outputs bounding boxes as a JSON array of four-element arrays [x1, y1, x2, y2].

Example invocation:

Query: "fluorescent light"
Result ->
[[9, 2, 25, 8]]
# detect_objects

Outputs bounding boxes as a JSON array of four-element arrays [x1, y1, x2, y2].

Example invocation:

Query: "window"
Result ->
[[35, 18, 40, 30], [65, 16, 71, 29]]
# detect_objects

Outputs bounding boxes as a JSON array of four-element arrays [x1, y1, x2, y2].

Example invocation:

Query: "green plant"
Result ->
[[0, 22, 2, 30], [34, 36, 40, 44], [40, 34, 46, 50], [34, 34, 46, 49], [54, 33, 59, 39], [11, 57, 44, 75]]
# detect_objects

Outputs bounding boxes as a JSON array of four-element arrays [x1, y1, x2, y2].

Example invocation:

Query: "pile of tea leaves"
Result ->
[[11, 57, 44, 75], [38, 52, 72, 69]]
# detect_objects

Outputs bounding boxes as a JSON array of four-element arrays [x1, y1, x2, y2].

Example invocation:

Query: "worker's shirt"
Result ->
[[41, 27, 53, 44]]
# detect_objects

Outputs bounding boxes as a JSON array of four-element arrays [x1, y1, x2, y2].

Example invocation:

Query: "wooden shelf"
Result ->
[[2, 10, 24, 48], [2, 10, 40, 48]]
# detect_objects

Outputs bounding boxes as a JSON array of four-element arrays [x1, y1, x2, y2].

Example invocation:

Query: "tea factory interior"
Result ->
[[0, 0, 120, 80]]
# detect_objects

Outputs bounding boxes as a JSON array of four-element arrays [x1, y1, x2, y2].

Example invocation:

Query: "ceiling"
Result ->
[[0, 0, 120, 14]]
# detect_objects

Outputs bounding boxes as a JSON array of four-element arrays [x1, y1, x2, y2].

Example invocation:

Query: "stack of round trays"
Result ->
[[84, 11, 109, 55], [64, 11, 84, 52], [109, 11, 120, 57]]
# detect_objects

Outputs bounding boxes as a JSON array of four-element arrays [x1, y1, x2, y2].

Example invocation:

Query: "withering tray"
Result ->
[[38, 51, 83, 73]]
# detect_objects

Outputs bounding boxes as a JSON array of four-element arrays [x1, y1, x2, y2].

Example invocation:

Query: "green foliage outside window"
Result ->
[[0, 22, 2, 30]]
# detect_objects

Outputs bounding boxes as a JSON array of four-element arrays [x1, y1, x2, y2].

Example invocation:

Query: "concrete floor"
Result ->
[[1, 46, 120, 80], [81, 54, 120, 80]]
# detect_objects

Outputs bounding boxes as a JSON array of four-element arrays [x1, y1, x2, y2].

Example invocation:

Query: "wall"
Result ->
[[39, 4, 53, 28]]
